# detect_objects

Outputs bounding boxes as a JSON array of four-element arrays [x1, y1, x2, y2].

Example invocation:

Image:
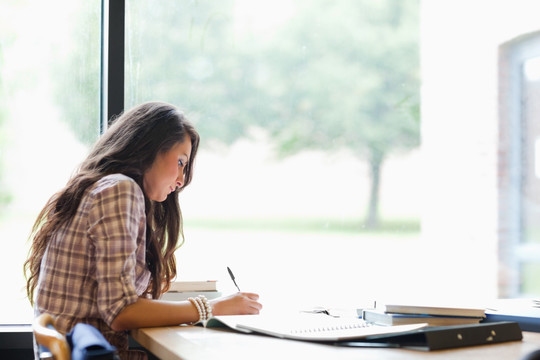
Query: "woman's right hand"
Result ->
[[210, 292, 262, 316]]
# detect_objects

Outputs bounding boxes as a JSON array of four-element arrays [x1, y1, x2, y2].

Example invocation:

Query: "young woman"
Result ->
[[24, 101, 262, 354]]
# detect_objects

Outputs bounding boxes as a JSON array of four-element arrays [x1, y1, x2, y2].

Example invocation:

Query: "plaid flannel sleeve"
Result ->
[[87, 177, 147, 326]]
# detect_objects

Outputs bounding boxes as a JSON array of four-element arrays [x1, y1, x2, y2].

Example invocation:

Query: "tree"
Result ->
[[57, 0, 420, 227], [251, 0, 421, 227], [125, 0, 420, 227]]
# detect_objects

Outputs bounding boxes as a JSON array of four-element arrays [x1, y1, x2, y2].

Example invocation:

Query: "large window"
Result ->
[[2, 0, 540, 325], [0, 1, 100, 323], [125, 0, 421, 306]]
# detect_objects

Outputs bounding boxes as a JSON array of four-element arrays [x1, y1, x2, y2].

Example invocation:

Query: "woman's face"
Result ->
[[143, 138, 192, 202]]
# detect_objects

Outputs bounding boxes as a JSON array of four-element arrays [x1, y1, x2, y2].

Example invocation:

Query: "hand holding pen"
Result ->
[[208, 266, 262, 315]]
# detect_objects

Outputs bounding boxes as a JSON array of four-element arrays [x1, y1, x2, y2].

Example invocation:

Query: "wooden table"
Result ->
[[131, 324, 540, 360]]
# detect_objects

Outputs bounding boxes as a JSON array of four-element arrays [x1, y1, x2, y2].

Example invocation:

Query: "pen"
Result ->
[[227, 266, 241, 292]]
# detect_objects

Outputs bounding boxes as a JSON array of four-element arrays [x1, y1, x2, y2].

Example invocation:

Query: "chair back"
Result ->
[[33, 313, 71, 360]]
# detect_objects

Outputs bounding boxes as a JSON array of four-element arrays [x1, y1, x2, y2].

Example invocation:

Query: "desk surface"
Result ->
[[131, 324, 540, 360]]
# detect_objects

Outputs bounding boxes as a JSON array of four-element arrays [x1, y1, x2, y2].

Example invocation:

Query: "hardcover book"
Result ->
[[168, 280, 218, 292], [483, 298, 540, 332], [381, 303, 486, 318], [363, 309, 483, 327]]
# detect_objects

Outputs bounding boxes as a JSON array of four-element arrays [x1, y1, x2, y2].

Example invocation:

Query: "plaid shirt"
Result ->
[[36, 174, 151, 351]]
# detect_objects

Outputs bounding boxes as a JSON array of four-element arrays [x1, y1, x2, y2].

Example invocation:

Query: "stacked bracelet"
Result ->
[[188, 295, 213, 326], [200, 295, 213, 319], [188, 297, 203, 321]]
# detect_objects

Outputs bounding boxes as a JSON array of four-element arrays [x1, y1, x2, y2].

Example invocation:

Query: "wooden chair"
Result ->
[[33, 313, 71, 360]]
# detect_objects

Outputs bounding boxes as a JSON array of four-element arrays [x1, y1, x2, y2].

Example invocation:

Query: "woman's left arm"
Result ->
[[110, 297, 200, 331], [110, 292, 262, 331]]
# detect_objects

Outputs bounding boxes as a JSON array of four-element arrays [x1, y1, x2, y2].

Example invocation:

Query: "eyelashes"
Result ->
[[178, 159, 189, 174]]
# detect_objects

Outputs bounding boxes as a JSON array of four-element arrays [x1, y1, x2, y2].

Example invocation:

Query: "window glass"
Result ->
[[0, 1, 100, 323], [3, 0, 540, 325], [126, 0, 422, 307], [126, 0, 540, 307]]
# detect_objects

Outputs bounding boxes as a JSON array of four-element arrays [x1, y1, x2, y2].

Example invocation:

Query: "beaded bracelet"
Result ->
[[188, 297, 203, 322], [188, 295, 213, 326], [199, 295, 213, 319], [197, 297, 207, 320]]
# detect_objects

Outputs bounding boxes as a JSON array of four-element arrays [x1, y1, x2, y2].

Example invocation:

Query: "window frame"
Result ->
[[498, 29, 540, 297], [101, 0, 125, 128]]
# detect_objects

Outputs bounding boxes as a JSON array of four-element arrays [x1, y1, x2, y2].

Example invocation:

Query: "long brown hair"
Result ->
[[24, 101, 200, 304]]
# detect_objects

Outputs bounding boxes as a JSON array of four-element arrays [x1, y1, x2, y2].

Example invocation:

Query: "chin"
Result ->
[[150, 194, 168, 202]]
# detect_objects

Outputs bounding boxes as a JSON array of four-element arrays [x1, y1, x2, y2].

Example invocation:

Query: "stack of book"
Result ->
[[161, 280, 222, 301], [483, 298, 540, 332], [362, 303, 486, 327]]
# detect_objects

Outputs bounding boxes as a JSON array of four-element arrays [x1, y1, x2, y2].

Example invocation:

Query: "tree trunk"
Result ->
[[366, 152, 383, 228]]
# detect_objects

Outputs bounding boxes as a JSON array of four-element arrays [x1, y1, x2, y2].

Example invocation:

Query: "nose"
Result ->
[[176, 172, 185, 189]]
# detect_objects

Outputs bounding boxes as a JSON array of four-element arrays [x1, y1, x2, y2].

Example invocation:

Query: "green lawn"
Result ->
[[184, 216, 421, 235]]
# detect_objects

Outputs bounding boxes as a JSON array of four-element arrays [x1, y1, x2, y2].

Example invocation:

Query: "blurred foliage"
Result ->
[[0, 34, 13, 213], [51, 2, 101, 146], [125, 0, 419, 148], [54, 0, 420, 226]]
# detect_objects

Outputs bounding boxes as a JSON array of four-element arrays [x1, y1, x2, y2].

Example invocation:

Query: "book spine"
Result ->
[[161, 291, 222, 301]]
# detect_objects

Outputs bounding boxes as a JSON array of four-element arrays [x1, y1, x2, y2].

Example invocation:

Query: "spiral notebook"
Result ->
[[204, 313, 427, 341]]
